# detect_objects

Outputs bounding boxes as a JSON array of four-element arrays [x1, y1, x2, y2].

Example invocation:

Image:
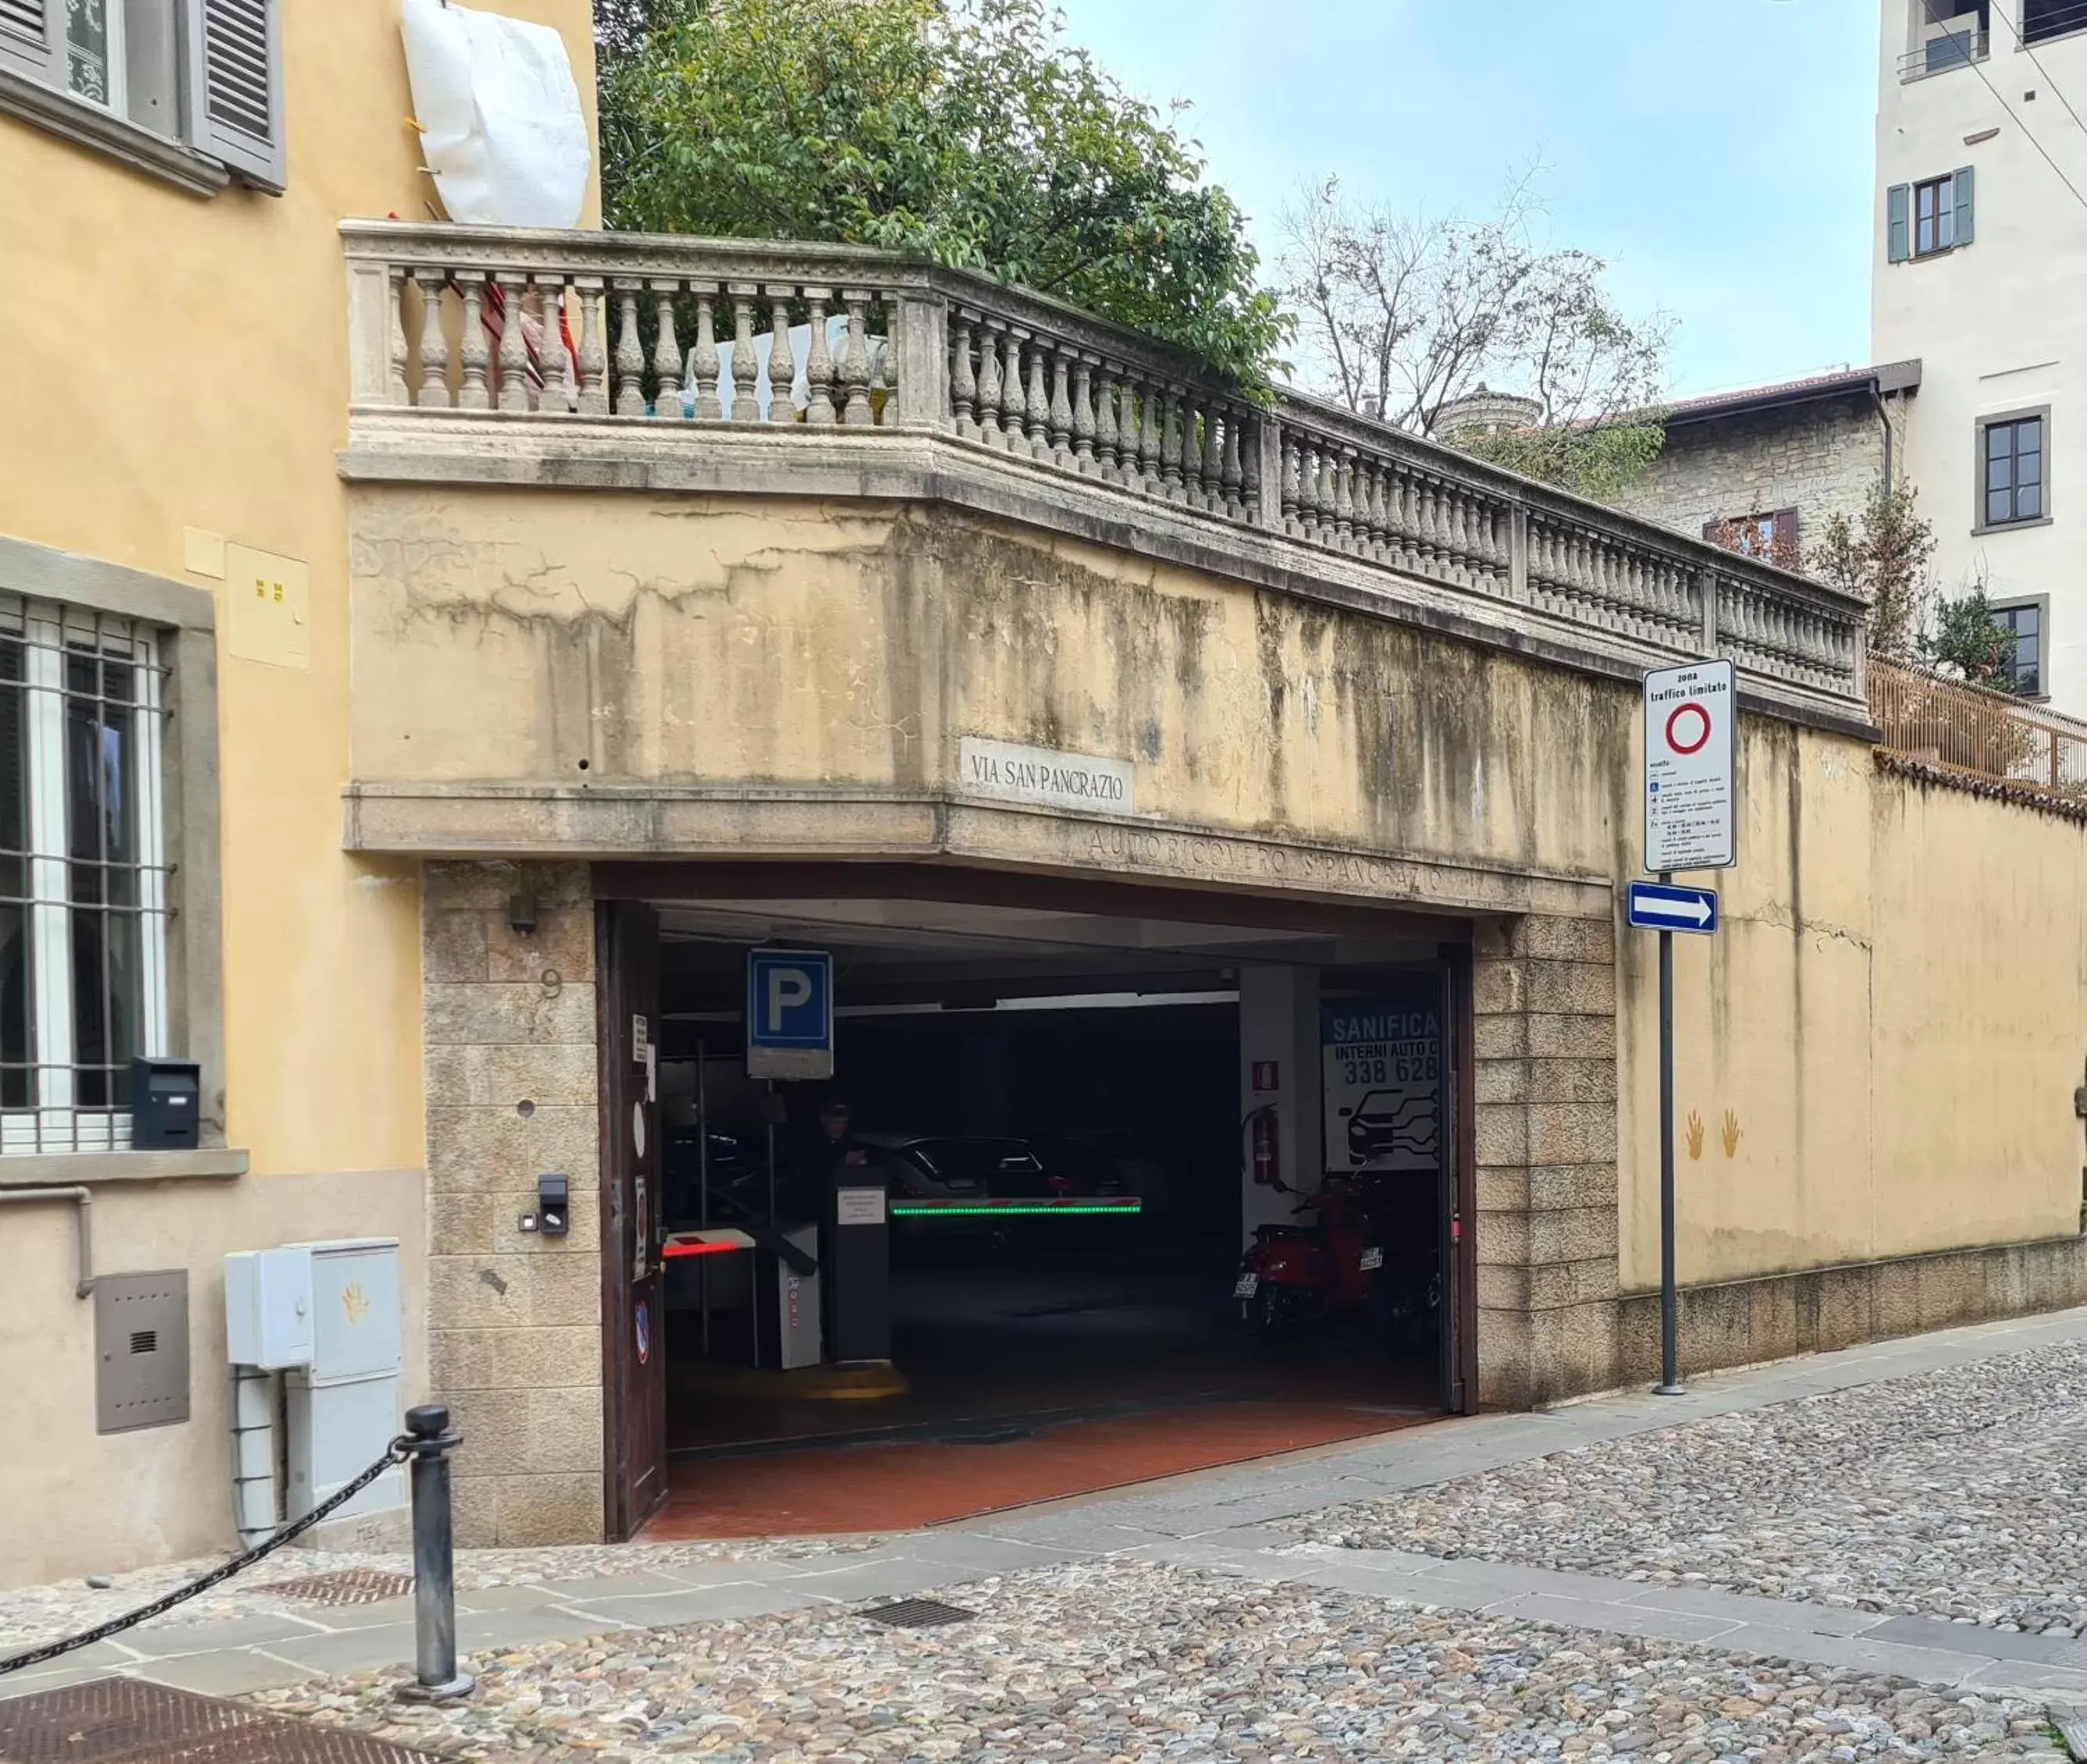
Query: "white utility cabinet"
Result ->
[[224, 1245, 315, 1370], [284, 1237, 406, 1522]]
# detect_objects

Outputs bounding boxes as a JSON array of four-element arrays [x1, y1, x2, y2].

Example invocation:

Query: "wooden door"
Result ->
[[599, 900, 666, 1539]]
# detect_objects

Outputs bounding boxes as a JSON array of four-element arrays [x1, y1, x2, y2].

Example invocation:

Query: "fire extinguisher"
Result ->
[[1248, 1105, 1280, 1187]]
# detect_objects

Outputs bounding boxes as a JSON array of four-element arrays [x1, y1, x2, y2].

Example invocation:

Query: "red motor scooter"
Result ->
[[1233, 1169, 1391, 1339]]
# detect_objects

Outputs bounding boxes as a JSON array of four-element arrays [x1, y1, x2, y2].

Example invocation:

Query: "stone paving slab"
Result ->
[[109, 1612, 328, 1658]]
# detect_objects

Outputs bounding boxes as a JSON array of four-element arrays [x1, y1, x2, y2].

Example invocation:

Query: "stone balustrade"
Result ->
[[343, 222, 1870, 713]]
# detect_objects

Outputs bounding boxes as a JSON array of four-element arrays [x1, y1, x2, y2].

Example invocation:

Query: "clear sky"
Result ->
[[1051, 0, 1879, 400]]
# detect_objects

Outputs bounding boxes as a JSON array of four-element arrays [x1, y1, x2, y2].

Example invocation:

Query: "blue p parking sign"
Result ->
[[746, 948, 834, 1079]]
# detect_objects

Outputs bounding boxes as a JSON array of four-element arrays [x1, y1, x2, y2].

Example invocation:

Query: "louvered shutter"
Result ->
[[184, 0, 285, 192], [0, 0, 59, 85], [1953, 165, 1975, 245], [1886, 184, 1911, 263], [1772, 509, 1799, 558]]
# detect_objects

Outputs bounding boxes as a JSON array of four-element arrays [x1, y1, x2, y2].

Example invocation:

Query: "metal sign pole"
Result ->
[[1656, 870, 1683, 1396]]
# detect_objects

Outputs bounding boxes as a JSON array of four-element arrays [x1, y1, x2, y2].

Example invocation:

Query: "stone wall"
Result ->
[[1472, 907, 1623, 1408], [423, 860, 605, 1547], [1613, 393, 1896, 560]]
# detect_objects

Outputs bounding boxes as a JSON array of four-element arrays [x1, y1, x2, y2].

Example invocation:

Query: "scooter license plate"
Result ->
[[1358, 1247, 1385, 1272], [1233, 1272, 1259, 1299]]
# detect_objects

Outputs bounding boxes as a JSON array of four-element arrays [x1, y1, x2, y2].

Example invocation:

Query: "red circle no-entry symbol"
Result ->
[[1665, 702, 1712, 756]]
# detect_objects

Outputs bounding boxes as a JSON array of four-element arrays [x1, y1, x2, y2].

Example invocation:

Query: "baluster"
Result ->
[[1353, 462, 1379, 559], [1296, 441, 1322, 542], [1240, 414, 1262, 525], [1094, 366, 1120, 478], [387, 267, 410, 405], [802, 290, 835, 426], [1118, 381, 1144, 489], [1197, 402, 1222, 510], [492, 271, 528, 413], [766, 286, 796, 423], [576, 277, 609, 416], [689, 286, 721, 420], [949, 308, 979, 439], [1333, 447, 1356, 549], [1136, 381, 1162, 492], [1154, 388, 1181, 500], [999, 327, 1027, 450], [1220, 410, 1244, 518], [413, 269, 451, 409], [1280, 432, 1301, 535], [726, 284, 760, 421], [1048, 347, 1074, 467], [456, 274, 492, 411], [1315, 445, 1339, 545], [1022, 337, 1051, 459], [612, 278, 646, 417], [651, 280, 682, 419], [1444, 491, 1470, 585], [975, 320, 1004, 445], [540, 277, 578, 414], [1072, 352, 1096, 473]]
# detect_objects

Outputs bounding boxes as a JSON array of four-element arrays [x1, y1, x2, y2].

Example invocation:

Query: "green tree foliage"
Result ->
[[1810, 479, 2024, 689], [596, 0, 1286, 385], [1810, 479, 1937, 663], [1924, 588, 2020, 689]]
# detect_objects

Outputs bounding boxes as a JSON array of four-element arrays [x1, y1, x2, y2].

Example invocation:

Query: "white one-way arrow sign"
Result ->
[[1626, 882, 1719, 935]]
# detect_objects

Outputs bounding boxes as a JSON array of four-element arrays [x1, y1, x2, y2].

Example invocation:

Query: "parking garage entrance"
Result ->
[[595, 867, 1476, 1541]]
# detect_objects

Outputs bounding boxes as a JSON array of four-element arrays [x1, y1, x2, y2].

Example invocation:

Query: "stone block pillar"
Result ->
[[1472, 908, 1623, 1408], [423, 861, 605, 1546]]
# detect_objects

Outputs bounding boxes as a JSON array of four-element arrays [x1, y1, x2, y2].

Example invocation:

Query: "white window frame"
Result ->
[[63, 0, 127, 115], [0, 596, 170, 1154]]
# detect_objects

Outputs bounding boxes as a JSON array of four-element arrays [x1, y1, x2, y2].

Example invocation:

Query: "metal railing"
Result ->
[[340, 222, 1871, 710], [1870, 657, 2087, 797], [1899, 27, 1988, 79]]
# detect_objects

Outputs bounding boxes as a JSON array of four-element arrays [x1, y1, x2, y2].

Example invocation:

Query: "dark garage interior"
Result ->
[[636, 890, 1458, 1537]]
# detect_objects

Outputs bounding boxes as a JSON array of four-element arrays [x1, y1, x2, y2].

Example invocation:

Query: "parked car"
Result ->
[[854, 1132, 1055, 1243], [1022, 1131, 1131, 1198]]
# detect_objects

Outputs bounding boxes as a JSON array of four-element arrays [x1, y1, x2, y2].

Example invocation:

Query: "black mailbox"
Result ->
[[131, 1058, 201, 1150]]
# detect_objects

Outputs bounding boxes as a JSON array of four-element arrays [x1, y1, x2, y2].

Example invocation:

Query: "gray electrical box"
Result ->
[[95, 1270, 191, 1433]]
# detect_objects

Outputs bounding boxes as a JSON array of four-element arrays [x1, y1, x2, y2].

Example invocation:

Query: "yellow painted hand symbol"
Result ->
[[1684, 1111, 1706, 1161], [1722, 1111, 1743, 1158]]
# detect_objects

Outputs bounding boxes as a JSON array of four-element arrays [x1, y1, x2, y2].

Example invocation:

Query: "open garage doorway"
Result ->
[[594, 868, 1477, 1541]]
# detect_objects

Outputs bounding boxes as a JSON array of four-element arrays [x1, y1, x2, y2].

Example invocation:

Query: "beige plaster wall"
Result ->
[[0, 1168, 426, 1585], [1619, 725, 2087, 1294], [347, 487, 1634, 886]]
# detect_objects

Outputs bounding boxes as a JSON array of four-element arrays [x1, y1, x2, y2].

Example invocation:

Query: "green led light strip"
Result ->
[[890, 1200, 1143, 1217]]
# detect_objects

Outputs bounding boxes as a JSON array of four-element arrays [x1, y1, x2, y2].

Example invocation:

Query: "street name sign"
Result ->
[[1626, 880, 1719, 936], [1643, 658, 1736, 872]]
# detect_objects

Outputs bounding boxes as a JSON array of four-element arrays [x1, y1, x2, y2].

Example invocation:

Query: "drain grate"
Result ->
[[0, 1680, 439, 1764], [861, 1599, 975, 1630], [261, 1569, 413, 1608]]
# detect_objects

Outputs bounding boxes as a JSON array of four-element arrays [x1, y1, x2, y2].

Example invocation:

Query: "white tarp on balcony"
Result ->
[[400, 0, 592, 231]]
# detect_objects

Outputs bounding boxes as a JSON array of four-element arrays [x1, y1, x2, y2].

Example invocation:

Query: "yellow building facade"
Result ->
[[2, 0, 2083, 1583]]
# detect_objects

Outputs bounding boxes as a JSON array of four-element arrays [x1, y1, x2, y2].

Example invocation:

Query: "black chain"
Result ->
[[0, 1435, 415, 1677]]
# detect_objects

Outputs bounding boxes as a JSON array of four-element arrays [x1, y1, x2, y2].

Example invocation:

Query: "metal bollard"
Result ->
[[398, 1404, 474, 1701]]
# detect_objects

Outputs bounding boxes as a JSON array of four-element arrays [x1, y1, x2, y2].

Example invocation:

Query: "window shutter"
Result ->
[[184, 0, 285, 192], [0, 0, 59, 84], [1953, 165, 1975, 245], [1886, 184, 1911, 262], [1773, 509, 1799, 556]]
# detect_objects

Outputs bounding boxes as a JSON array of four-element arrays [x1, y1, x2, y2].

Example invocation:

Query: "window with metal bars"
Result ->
[[0, 596, 169, 1152]]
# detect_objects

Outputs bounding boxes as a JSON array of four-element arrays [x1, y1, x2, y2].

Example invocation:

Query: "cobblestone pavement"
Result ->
[[1292, 1339, 2087, 1636], [249, 1559, 2057, 1763], [0, 1537, 889, 1650]]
